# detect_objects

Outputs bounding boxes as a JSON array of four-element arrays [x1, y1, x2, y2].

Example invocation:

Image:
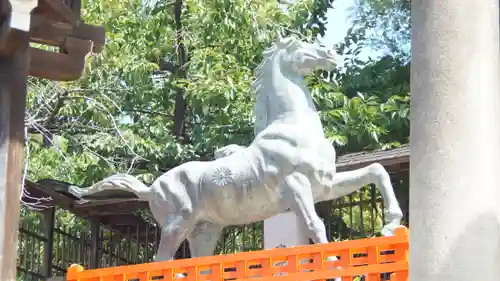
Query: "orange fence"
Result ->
[[67, 227, 408, 281]]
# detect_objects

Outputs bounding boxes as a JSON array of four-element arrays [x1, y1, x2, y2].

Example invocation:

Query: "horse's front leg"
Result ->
[[326, 163, 403, 236], [282, 172, 342, 281], [282, 171, 328, 243]]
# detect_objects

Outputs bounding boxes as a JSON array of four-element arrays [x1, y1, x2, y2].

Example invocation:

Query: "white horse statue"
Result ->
[[69, 34, 403, 267]]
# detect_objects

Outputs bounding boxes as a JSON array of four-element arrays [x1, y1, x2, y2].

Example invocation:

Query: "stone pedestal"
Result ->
[[411, 0, 500, 280], [263, 212, 309, 249]]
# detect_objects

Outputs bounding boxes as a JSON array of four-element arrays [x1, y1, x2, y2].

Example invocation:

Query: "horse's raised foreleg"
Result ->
[[325, 163, 403, 236]]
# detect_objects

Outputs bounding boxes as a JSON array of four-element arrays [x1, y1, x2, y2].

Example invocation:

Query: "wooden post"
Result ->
[[0, 29, 30, 281]]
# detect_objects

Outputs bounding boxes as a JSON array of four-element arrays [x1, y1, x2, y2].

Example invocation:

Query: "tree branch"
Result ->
[[172, 0, 188, 141], [158, 59, 178, 73]]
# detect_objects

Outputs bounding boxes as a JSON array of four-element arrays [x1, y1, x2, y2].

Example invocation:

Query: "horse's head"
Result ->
[[250, 31, 338, 135], [274, 32, 337, 76]]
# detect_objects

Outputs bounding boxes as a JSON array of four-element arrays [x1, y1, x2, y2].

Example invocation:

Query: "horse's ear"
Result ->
[[314, 36, 323, 46]]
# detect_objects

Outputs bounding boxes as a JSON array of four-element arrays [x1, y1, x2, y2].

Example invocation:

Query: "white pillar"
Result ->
[[263, 212, 309, 249], [411, 0, 500, 280]]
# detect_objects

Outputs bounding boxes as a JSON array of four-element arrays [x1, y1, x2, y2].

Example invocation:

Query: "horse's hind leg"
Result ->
[[325, 163, 403, 236], [152, 170, 198, 261], [188, 222, 223, 258], [186, 222, 223, 276], [155, 214, 196, 261]]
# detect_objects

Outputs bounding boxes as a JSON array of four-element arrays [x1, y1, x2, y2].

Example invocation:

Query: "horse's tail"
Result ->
[[214, 144, 246, 159], [69, 173, 150, 201]]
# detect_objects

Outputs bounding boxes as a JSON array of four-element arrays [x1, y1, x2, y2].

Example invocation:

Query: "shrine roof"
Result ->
[[336, 144, 409, 172]]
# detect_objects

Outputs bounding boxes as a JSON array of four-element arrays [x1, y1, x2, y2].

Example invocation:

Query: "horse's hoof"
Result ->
[[384, 208, 403, 222], [380, 223, 402, 237]]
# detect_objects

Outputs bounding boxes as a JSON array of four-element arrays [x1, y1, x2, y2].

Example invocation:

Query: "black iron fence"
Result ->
[[17, 207, 160, 281], [323, 185, 387, 241], [17, 184, 399, 281]]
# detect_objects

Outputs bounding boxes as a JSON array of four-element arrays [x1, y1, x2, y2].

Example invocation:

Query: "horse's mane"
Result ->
[[250, 37, 299, 95], [250, 37, 300, 128], [250, 45, 277, 95]]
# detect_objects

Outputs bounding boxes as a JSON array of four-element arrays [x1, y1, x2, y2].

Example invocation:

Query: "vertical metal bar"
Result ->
[[126, 226, 131, 263], [17, 229, 23, 271], [232, 227, 237, 253], [22, 222, 28, 270], [370, 185, 376, 236], [114, 230, 117, 264], [28, 223, 34, 271], [63, 225, 68, 270], [100, 228, 105, 267], [242, 225, 246, 252], [90, 218, 100, 269], [145, 223, 149, 260], [42, 207, 55, 278], [135, 225, 140, 263], [252, 223, 257, 250], [359, 188, 365, 237], [154, 226, 159, 259], [116, 231, 122, 266], [107, 230, 112, 266], [36, 234, 42, 275], [381, 198, 386, 226], [337, 198, 343, 240], [326, 201, 333, 241], [222, 228, 227, 253], [80, 230, 85, 266], [259, 222, 264, 250], [348, 194, 354, 238]]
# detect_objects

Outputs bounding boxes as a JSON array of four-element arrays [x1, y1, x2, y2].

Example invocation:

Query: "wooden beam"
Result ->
[[29, 36, 92, 81], [29, 15, 105, 53], [9, 0, 37, 31], [24, 180, 74, 209], [0, 0, 11, 46], [0, 29, 30, 281], [37, 0, 79, 26], [336, 145, 409, 172]]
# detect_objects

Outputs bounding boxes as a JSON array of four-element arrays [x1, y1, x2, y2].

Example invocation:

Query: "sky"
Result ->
[[322, 0, 381, 62], [322, 0, 354, 47]]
